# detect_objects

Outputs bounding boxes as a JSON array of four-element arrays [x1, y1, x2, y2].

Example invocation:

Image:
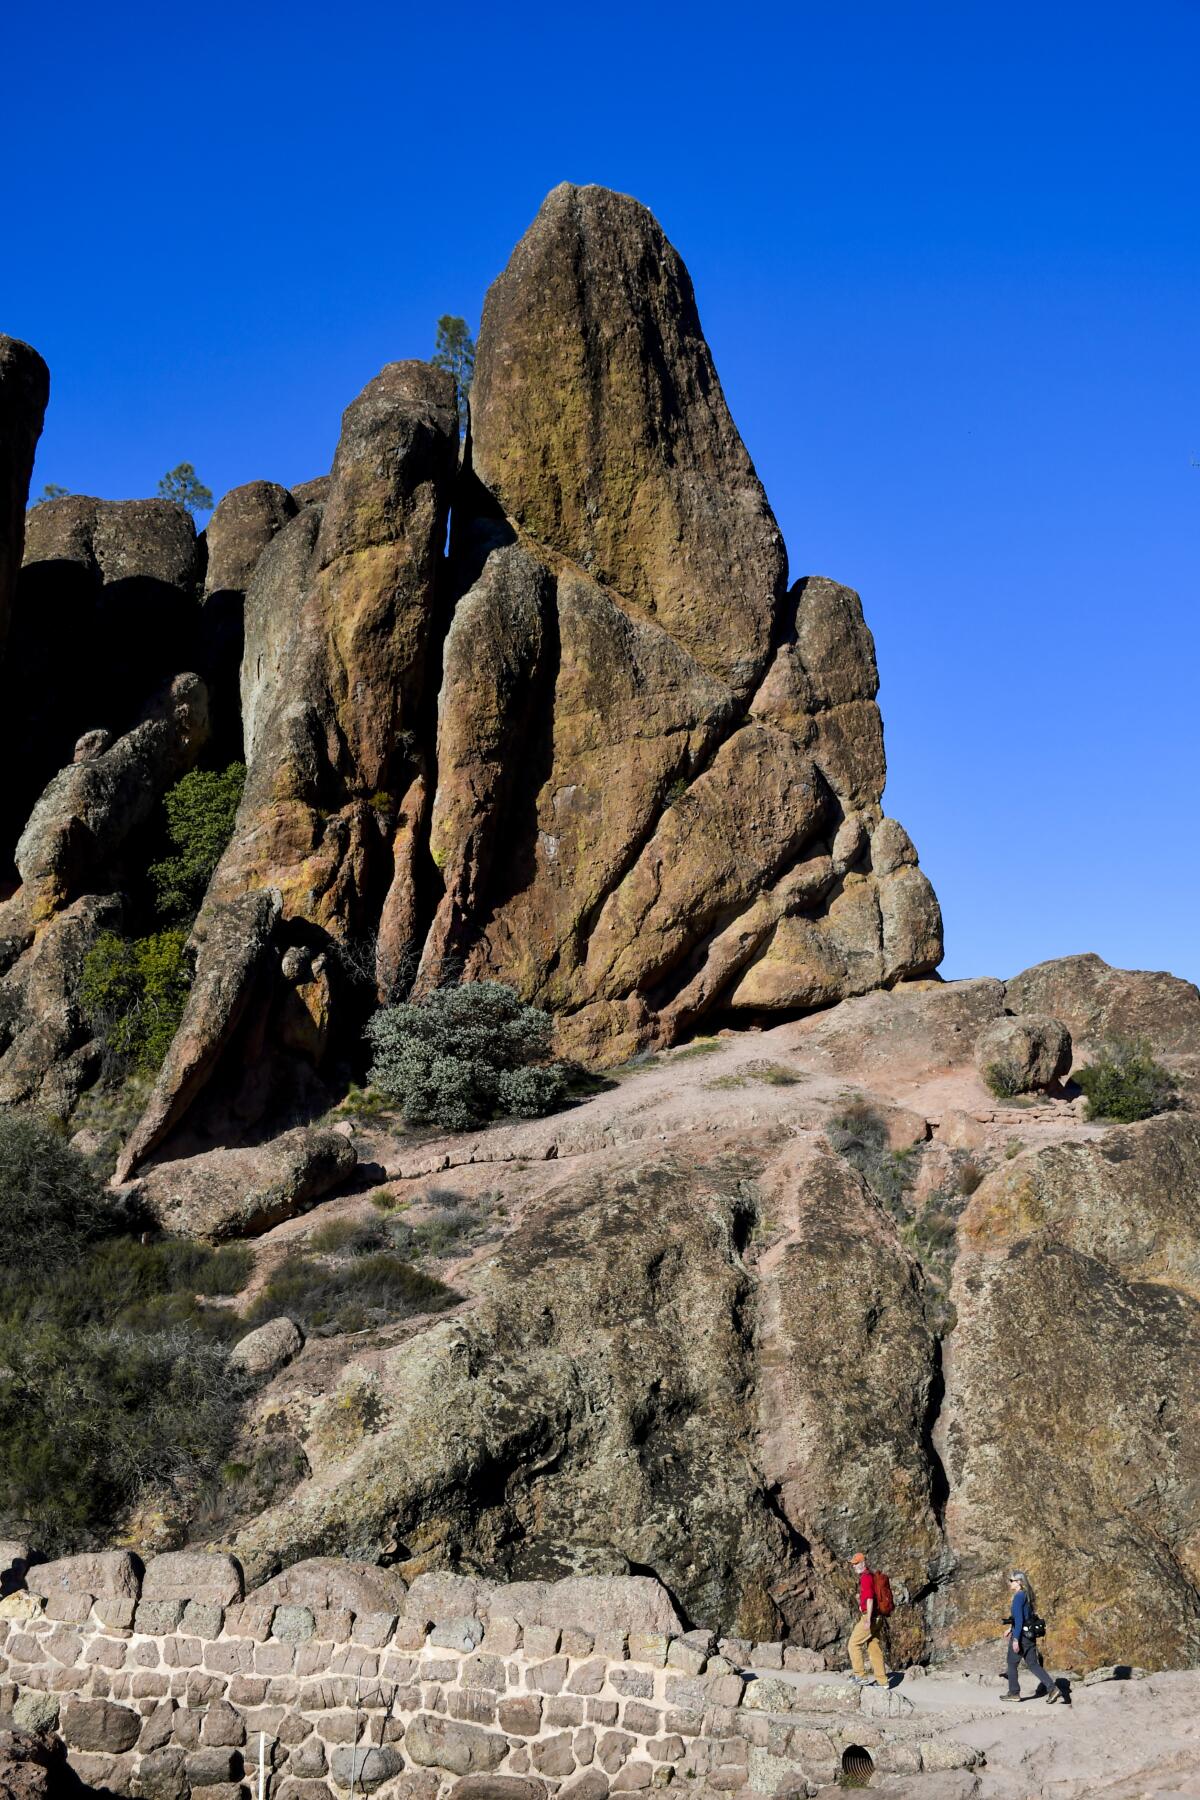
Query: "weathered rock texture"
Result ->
[[0, 336, 50, 662]]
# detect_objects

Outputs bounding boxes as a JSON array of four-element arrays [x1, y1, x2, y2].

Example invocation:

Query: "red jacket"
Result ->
[[858, 1570, 876, 1612]]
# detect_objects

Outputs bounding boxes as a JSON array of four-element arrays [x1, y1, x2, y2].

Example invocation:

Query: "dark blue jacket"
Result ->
[[1012, 1591, 1029, 1638]]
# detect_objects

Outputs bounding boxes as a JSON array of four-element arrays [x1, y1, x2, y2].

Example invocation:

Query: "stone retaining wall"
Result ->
[[0, 1551, 980, 1799]]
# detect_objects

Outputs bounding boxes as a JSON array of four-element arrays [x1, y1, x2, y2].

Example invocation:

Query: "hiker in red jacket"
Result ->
[[847, 1552, 888, 1688]]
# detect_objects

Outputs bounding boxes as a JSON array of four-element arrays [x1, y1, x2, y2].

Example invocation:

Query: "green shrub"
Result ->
[[149, 763, 245, 922], [1075, 1038, 1177, 1123], [81, 929, 191, 1074], [365, 982, 567, 1132], [247, 1251, 455, 1336], [0, 1114, 252, 1550], [0, 1323, 244, 1551], [0, 1111, 116, 1265]]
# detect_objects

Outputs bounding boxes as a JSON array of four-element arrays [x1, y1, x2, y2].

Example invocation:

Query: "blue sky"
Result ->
[[5, 0, 1197, 985]]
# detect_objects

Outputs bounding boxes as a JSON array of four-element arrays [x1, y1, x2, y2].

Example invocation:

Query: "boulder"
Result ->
[[1005, 953, 1200, 1065], [141, 1551, 243, 1606], [471, 183, 786, 698], [328, 1746, 404, 1791], [26, 1551, 141, 1600], [290, 476, 330, 508], [200, 479, 297, 758], [119, 362, 458, 1156], [0, 893, 121, 1115], [419, 187, 940, 1057], [0, 335, 49, 659], [128, 1126, 356, 1240], [973, 1013, 1072, 1095], [231, 1147, 811, 1635], [229, 1315, 305, 1379], [114, 889, 282, 1179], [247, 1558, 408, 1616]]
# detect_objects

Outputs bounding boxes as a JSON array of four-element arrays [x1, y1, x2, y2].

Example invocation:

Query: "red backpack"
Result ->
[[873, 1571, 895, 1617]]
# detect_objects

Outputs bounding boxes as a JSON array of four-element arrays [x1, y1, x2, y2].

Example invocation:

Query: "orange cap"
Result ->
[[850, 1552, 867, 1564]]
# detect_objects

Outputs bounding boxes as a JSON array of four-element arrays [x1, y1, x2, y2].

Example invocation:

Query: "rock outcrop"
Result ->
[[2, 187, 943, 1157], [125, 1123, 357, 1240], [0, 336, 49, 663]]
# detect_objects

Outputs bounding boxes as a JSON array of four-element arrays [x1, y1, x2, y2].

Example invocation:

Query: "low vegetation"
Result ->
[[0, 1113, 251, 1551], [365, 981, 567, 1132], [247, 1217, 456, 1335], [1075, 1037, 1177, 1122], [81, 928, 191, 1075], [80, 763, 245, 1078], [149, 763, 245, 921]]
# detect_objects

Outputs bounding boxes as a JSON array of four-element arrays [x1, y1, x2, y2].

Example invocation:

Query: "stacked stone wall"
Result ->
[[0, 1552, 980, 1799]]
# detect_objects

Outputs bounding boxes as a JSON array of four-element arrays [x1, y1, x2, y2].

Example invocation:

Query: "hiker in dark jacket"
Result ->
[[1001, 1571, 1061, 1702]]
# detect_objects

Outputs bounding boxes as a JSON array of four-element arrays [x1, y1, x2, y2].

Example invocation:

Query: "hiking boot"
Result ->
[[1000, 1692, 1021, 1702], [847, 1675, 867, 1686], [1043, 1685, 1060, 1703]]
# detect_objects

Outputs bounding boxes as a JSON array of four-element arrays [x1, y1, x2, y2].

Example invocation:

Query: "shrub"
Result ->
[[983, 1059, 1022, 1099], [0, 1115, 252, 1550], [1075, 1038, 1177, 1123], [827, 1101, 917, 1214], [365, 982, 567, 1131], [149, 763, 245, 922], [0, 1324, 244, 1550], [0, 1111, 116, 1265], [957, 1159, 985, 1196], [247, 1251, 455, 1336], [81, 929, 191, 1074]]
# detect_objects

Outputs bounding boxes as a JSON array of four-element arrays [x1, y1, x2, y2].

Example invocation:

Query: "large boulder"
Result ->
[[973, 1013, 1072, 1095], [1005, 953, 1200, 1067], [0, 892, 122, 1115], [127, 1125, 356, 1240], [415, 186, 941, 1060], [0, 335, 49, 661]]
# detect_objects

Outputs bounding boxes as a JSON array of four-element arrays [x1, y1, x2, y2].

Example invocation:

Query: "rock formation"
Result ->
[[90, 182, 939, 1170]]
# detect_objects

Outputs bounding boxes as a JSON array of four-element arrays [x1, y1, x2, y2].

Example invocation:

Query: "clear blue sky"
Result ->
[[5, 0, 1197, 986]]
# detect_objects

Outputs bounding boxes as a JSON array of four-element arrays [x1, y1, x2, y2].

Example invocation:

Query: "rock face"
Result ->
[[0, 336, 50, 662], [941, 1111, 1200, 1667], [2, 494, 202, 869], [418, 185, 941, 1062]]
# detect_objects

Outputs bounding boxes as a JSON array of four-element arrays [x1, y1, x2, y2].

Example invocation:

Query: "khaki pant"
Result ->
[[848, 1613, 887, 1684]]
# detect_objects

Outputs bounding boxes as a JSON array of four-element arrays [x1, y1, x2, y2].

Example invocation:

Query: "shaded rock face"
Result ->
[[199, 480, 297, 761], [0, 335, 50, 662], [2, 495, 202, 869]]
